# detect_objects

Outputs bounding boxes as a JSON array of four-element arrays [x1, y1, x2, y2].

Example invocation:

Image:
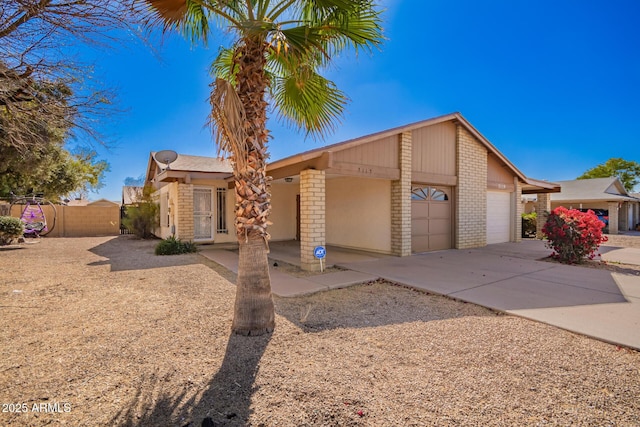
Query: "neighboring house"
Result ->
[[146, 112, 559, 269], [550, 177, 640, 234]]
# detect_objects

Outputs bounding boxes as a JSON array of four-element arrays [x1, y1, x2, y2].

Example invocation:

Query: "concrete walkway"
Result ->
[[200, 240, 640, 350], [199, 247, 378, 297]]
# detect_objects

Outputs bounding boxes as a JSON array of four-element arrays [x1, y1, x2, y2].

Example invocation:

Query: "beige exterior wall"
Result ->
[[10, 204, 119, 237], [326, 176, 392, 253], [455, 125, 487, 248], [487, 155, 516, 191], [333, 134, 398, 168], [411, 121, 457, 176], [269, 182, 298, 240]]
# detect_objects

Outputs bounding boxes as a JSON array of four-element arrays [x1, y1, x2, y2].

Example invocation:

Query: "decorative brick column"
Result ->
[[300, 169, 325, 271], [535, 193, 551, 239], [455, 125, 487, 248], [607, 201, 619, 235], [514, 179, 523, 242], [177, 183, 194, 241], [391, 132, 412, 256]]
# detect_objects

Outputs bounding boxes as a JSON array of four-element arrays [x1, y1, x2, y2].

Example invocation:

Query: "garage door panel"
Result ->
[[487, 191, 511, 244], [411, 185, 452, 253], [411, 203, 429, 217], [412, 235, 430, 253], [429, 218, 449, 233], [412, 218, 429, 234], [429, 234, 451, 251], [429, 203, 450, 218]]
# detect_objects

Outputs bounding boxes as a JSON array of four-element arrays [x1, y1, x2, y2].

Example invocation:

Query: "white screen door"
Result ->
[[193, 188, 214, 241]]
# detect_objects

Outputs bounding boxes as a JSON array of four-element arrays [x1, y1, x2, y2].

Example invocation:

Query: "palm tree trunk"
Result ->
[[232, 239, 274, 335], [230, 36, 274, 336]]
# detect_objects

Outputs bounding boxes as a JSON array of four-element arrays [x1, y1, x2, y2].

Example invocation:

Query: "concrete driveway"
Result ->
[[338, 240, 640, 350], [202, 239, 640, 350]]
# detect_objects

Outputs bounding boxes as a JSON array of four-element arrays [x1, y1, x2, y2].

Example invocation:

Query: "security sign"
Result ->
[[314, 246, 326, 259]]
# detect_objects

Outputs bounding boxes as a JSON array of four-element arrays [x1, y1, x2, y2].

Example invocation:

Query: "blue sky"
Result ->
[[85, 0, 640, 201]]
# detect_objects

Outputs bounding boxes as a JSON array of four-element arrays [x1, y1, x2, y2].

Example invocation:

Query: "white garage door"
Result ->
[[486, 191, 511, 244]]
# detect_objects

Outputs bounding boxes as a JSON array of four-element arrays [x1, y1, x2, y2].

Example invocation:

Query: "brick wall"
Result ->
[[455, 125, 487, 248], [514, 179, 523, 242], [536, 193, 551, 238], [177, 183, 194, 241], [391, 131, 412, 256], [300, 169, 325, 271]]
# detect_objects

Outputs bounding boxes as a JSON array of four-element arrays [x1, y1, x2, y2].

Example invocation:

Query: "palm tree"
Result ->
[[143, 0, 383, 336]]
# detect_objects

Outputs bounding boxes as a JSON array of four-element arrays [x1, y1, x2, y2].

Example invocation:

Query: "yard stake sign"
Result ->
[[314, 246, 326, 272]]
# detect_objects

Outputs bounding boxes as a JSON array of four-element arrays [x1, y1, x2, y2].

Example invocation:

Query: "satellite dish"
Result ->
[[154, 150, 178, 170]]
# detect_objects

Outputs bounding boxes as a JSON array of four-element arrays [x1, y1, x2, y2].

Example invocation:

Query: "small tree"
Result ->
[[578, 158, 640, 192], [0, 216, 24, 245], [122, 185, 159, 239], [542, 207, 608, 264]]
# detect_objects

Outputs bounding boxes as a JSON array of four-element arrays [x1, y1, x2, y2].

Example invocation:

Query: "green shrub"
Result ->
[[521, 212, 537, 238], [155, 236, 198, 256], [122, 185, 159, 239], [0, 216, 24, 245]]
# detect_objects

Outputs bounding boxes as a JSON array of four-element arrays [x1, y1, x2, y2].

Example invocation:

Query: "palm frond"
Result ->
[[208, 77, 248, 169], [271, 62, 347, 139], [142, 0, 210, 45]]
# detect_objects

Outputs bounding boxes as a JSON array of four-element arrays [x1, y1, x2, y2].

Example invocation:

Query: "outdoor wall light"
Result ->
[[284, 177, 293, 183]]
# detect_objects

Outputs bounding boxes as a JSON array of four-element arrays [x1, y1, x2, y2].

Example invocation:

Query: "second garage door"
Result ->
[[486, 191, 511, 244], [411, 185, 452, 253]]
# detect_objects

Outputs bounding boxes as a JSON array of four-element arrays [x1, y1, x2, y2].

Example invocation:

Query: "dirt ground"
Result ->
[[1, 236, 639, 426]]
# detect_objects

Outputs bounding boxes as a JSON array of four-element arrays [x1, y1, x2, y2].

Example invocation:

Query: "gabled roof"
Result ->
[[267, 112, 559, 193], [551, 177, 638, 202], [146, 152, 233, 184]]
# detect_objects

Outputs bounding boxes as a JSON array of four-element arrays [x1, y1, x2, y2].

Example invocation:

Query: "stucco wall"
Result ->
[[326, 177, 391, 253], [10, 204, 119, 237], [269, 182, 299, 240]]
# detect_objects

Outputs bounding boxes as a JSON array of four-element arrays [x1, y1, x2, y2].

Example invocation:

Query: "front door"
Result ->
[[194, 188, 214, 241]]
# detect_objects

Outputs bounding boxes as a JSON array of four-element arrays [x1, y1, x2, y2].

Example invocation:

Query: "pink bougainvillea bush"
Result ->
[[542, 207, 608, 264]]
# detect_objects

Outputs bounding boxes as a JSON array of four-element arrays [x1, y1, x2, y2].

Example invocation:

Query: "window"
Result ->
[[430, 188, 448, 201], [411, 186, 449, 201], [411, 187, 429, 201], [216, 188, 228, 233]]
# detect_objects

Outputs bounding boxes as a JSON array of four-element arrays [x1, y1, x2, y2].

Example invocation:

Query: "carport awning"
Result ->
[[522, 178, 561, 194]]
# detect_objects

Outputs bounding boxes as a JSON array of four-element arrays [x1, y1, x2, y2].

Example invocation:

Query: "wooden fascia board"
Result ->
[[411, 171, 457, 186], [327, 161, 400, 180], [267, 151, 332, 180]]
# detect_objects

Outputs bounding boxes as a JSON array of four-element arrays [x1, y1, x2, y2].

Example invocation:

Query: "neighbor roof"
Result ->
[[551, 177, 638, 202]]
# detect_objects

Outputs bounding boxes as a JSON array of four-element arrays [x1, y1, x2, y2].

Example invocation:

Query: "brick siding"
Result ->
[[455, 125, 487, 248]]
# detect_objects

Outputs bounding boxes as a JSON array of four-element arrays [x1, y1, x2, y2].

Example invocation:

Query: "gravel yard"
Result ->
[[1, 236, 639, 426]]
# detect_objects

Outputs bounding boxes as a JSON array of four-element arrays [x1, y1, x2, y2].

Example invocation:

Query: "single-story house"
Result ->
[[550, 177, 640, 234], [146, 112, 560, 270]]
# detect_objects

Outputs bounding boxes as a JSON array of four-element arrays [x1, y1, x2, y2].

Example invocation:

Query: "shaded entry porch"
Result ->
[[268, 240, 389, 268]]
